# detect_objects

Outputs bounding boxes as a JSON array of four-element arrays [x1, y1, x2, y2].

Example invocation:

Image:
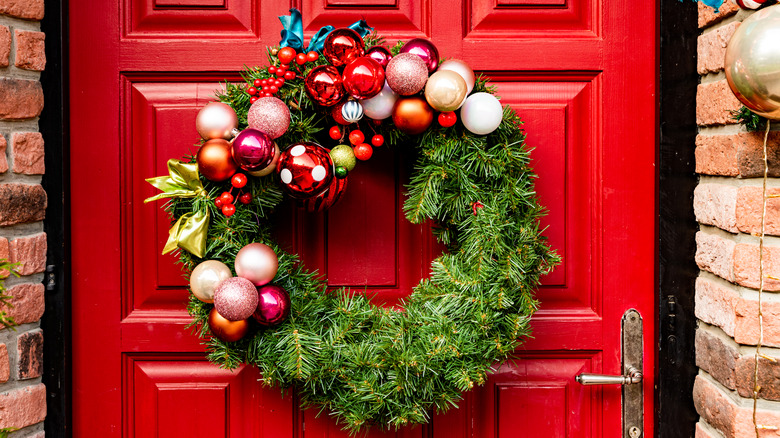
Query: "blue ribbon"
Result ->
[[278, 8, 374, 53], [684, 0, 723, 13]]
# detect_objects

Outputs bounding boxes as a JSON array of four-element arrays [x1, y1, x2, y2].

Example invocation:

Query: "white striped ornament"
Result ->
[[734, 0, 765, 9], [341, 101, 364, 123]]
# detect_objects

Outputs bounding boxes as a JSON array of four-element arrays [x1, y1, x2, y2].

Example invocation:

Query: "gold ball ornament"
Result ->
[[424, 70, 468, 112], [725, 4, 780, 120], [189, 260, 232, 303], [248, 143, 281, 177]]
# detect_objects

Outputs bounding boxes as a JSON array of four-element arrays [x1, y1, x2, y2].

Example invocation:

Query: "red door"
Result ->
[[70, 1, 656, 437]]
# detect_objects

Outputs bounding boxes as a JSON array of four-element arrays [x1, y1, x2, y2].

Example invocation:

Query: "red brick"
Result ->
[[696, 329, 739, 389], [10, 132, 44, 174], [698, 0, 739, 28], [695, 183, 738, 233], [735, 355, 780, 401], [695, 132, 780, 178], [698, 22, 739, 75], [0, 0, 44, 20], [697, 80, 743, 126], [9, 233, 46, 275], [0, 25, 9, 68], [0, 344, 9, 383], [696, 277, 738, 336], [13, 29, 45, 71], [0, 237, 8, 278], [733, 243, 780, 291], [695, 231, 736, 282], [734, 298, 780, 347], [736, 186, 780, 237], [0, 184, 46, 226], [695, 422, 719, 438], [0, 78, 43, 120], [693, 375, 780, 438], [17, 329, 42, 379], [0, 383, 46, 429], [2, 283, 44, 325], [0, 135, 7, 173]]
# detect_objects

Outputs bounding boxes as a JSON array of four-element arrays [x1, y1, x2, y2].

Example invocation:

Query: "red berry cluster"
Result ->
[[214, 173, 252, 216], [246, 47, 319, 104], [328, 126, 384, 162]]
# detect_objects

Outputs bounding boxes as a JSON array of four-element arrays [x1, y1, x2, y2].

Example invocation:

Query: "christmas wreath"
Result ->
[[146, 9, 558, 433]]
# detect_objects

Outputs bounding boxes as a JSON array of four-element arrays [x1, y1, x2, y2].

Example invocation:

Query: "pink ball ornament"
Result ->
[[247, 97, 290, 139], [196, 102, 238, 140], [213, 277, 258, 321], [385, 53, 429, 96], [276, 142, 334, 199], [235, 242, 279, 286], [253, 285, 291, 327], [438, 59, 476, 95], [342, 57, 385, 100], [366, 46, 393, 68], [360, 81, 399, 120], [400, 38, 440, 73], [231, 129, 275, 171]]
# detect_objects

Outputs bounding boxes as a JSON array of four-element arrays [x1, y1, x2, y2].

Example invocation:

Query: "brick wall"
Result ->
[[0, 0, 46, 436], [694, 2, 780, 437]]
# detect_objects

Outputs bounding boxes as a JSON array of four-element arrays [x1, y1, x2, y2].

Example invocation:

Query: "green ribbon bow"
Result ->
[[144, 159, 210, 258]]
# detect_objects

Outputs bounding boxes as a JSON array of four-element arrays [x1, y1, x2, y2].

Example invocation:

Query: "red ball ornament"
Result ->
[[331, 102, 350, 125], [253, 285, 292, 327], [322, 28, 365, 67], [342, 57, 385, 100], [353, 143, 373, 161], [385, 53, 429, 96], [277, 47, 296, 64], [438, 111, 457, 128], [302, 174, 348, 212], [392, 96, 435, 135], [276, 142, 335, 199], [208, 308, 249, 343], [197, 139, 238, 182], [305, 65, 345, 107], [366, 46, 393, 68], [735, 0, 766, 8]]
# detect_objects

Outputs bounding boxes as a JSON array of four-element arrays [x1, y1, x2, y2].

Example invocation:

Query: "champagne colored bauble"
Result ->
[[438, 59, 476, 95], [305, 65, 345, 107], [231, 128, 275, 171], [360, 81, 399, 120], [213, 277, 258, 321], [248, 144, 280, 177], [329, 144, 356, 171], [323, 28, 365, 67], [302, 174, 348, 212], [276, 142, 335, 199], [342, 56, 385, 100], [460, 92, 503, 135], [189, 260, 232, 303], [208, 308, 249, 342], [392, 96, 434, 135], [400, 38, 440, 73], [235, 242, 279, 286], [725, 4, 780, 119], [253, 285, 291, 327], [197, 139, 238, 182], [366, 46, 392, 68], [385, 53, 429, 96], [424, 70, 468, 112], [341, 100, 364, 123], [196, 102, 238, 140], [247, 97, 290, 139]]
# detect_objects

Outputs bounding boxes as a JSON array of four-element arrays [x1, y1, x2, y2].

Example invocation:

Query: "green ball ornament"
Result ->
[[335, 166, 348, 179], [329, 144, 356, 171]]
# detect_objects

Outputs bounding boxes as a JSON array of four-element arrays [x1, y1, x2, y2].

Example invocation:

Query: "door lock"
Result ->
[[575, 366, 643, 385]]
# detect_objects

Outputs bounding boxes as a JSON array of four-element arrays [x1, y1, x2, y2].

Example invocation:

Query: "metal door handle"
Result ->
[[575, 366, 643, 385]]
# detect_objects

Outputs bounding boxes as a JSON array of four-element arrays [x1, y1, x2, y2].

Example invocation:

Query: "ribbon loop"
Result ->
[[278, 8, 374, 53], [162, 210, 210, 258]]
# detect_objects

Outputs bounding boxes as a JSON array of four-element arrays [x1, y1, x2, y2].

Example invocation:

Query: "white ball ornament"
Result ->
[[360, 81, 399, 120], [341, 100, 364, 123], [460, 93, 503, 135]]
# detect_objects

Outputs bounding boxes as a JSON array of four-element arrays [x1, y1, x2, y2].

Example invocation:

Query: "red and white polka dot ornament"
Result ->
[[276, 142, 335, 199], [734, 0, 765, 9]]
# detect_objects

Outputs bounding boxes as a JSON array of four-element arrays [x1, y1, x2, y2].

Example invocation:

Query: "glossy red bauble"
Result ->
[[304, 65, 345, 107], [342, 57, 385, 100], [322, 28, 365, 67], [197, 139, 238, 182], [276, 142, 335, 199], [277, 47, 296, 64], [302, 174, 348, 212]]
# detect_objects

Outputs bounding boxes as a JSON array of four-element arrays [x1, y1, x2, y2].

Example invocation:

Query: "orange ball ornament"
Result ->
[[392, 97, 434, 135], [197, 139, 238, 182], [207, 308, 249, 343]]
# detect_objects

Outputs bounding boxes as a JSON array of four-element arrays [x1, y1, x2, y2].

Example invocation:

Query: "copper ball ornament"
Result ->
[[197, 139, 238, 182], [235, 242, 279, 287], [725, 4, 780, 120], [322, 28, 365, 67], [276, 142, 335, 199], [302, 173, 348, 212], [424, 70, 468, 112], [392, 96, 434, 135], [399, 38, 440, 73], [213, 277, 259, 321], [438, 59, 476, 95], [248, 143, 280, 178], [305, 65, 346, 107], [343, 56, 385, 100], [196, 102, 238, 140], [189, 260, 232, 303], [208, 308, 249, 343], [253, 285, 291, 327], [366, 46, 393, 68], [247, 97, 290, 139], [385, 53, 429, 96]]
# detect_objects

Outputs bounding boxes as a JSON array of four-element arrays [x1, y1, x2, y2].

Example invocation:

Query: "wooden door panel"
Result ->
[[468, 0, 597, 38], [302, 0, 429, 39], [124, 0, 259, 38]]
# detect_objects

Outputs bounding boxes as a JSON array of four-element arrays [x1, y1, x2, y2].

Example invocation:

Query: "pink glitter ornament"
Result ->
[[247, 97, 290, 139], [213, 277, 258, 321], [385, 53, 429, 96]]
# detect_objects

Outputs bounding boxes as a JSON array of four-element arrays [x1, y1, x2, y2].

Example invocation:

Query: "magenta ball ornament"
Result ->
[[366, 46, 393, 68], [253, 285, 291, 327], [400, 38, 440, 73], [276, 142, 334, 199], [342, 57, 385, 100], [235, 242, 279, 286], [247, 97, 290, 139], [231, 128, 275, 171], [305, 65, 346, 107], [248, 143, 280, 178], [323, 28, 365, 67], [213, 277, 258, 321], [385, 53, 429, 96], [360, 81, 399, 120], [196, 102, 238, 140], [438, 59, 476, 95]]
